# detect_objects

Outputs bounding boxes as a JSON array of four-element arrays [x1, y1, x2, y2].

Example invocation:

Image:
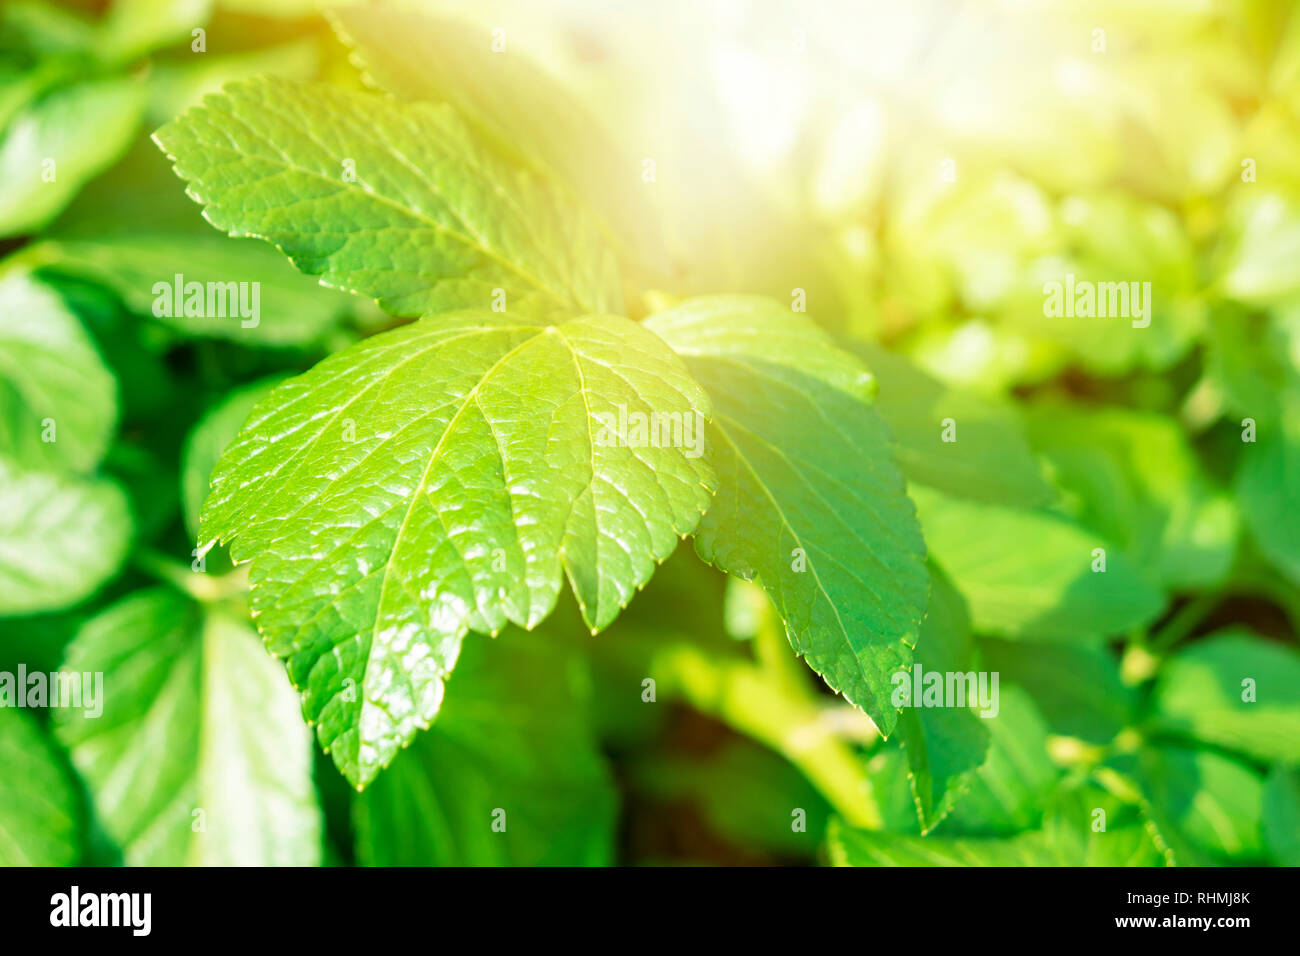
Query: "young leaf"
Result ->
[[646, 296, 929, 734], [0, 707, 80, 865], [0, 271, 116, 472], [54, 589, 322, 866], [199, 310, 715, 787], [353, 628, 616, 866], [895, 565, 990, 833], [1149, 629, 1300, 764], [0, 457, 131, 615], [850, 341, 1052, 507], [910, 485, 1166, 641], [153, 76, 623, 320]]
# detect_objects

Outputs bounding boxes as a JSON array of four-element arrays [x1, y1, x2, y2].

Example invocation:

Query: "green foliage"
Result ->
[[0, 0, 1295, 869]]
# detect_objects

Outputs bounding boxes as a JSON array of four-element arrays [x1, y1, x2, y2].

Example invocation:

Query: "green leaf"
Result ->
[[1236, 385, 1300, 585], [0, 707, 80, 865], [1126, 745, 1265, 863], [200, 310, 715, 787], [646, 296, 929, 734], [353, 628, 615, 865], [54, 589, 322, 866], [153, 76, 623, 320], [851, 341, 1052, 507], [1150, 629, 1300, 764], [911, 485, 1166, 641], [1262, 765, 1300, 866], [0, 76, 144, 237], [980, 637, 1135, 744], [0, 271, 116, 471], [181, 378, 279, 542], [0, 457, 131, 615], [895, 565, 990, 832], [47, 234, 354, 346], [935, 686, 1059, 835], [1026, 403, 1239, 590], [327, 5, 665, 274], [830, 784, 1164, 866]]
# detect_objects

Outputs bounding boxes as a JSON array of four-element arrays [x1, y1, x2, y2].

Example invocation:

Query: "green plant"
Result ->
[[1, 0, 1297, 869]]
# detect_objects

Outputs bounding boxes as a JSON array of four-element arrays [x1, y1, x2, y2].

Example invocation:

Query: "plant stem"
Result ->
[[1148, 592, 1220, 653], [132, 548, 248, 605]]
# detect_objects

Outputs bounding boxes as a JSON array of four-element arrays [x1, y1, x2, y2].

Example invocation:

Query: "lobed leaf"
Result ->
[[199, 310, 715, 786], [153, 76, 623, 321]]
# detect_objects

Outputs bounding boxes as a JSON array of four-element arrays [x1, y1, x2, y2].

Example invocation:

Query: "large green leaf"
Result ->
[[0, 75, 144, 237], [895, 565, 990, 833], [911, 485, 1166, 641], [353, 628, 615, 866], [852, 341, 1052, 507], [0, 707, 80, 865], [1149, 629, 1300, 764], [327, 5, 664, 274], [0, 457, 131, 615], [646, 296, 929, 734], [1026, 403, 1239, 590], [199, 310, 715, 787], [0, 271, 115, 471], [54, 589, 322, 866], [153, 76, 622, 320]]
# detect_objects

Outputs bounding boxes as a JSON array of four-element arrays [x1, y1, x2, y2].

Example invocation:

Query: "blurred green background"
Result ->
[[0, 0, 1297, 866]]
